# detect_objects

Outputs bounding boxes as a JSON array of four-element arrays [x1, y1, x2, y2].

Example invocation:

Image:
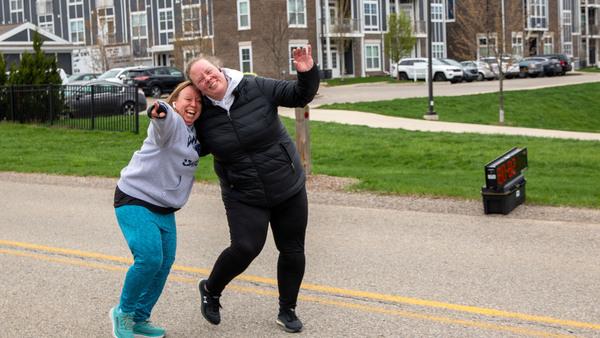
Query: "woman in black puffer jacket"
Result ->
[[188, 45, 319, 333]]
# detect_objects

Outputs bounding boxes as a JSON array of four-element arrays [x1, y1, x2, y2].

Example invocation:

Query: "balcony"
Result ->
[[320, 18, 361, 36], [413, 20, 427, 36], [586, 24, 600, 36]]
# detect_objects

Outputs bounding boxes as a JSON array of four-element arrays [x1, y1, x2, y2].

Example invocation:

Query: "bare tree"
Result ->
[[448, 0, 523, 123], [260, 11, 290, 79]]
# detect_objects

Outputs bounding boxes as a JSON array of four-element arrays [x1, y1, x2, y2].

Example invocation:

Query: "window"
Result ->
[[239, 43, 253, 73], [364, 0, 379, 31], [477, 33, 497, 58], [237, 0, 250, 30], [288, 0, 306, 27], [512, 32, 523, 58], [365, 43, 381, 71], [432, 43, 445, 58], [528, 0, 548, 30], [182, 4, 202, 37], [289, 41, 307, 74], [542, 33, 553, 54], [446, 0, 455, 21], [97, 7, 116, 44], [131, 12, 148, 57], [69, 19, 85, 43], [37, 0, 54, 33], [10, 0, 24, 22], [562, 10, 573, 56], [158, 9, 174, 45]]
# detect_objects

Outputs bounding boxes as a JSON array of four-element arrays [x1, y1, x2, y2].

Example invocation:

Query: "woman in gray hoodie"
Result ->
[[109, 81, 202, 338]]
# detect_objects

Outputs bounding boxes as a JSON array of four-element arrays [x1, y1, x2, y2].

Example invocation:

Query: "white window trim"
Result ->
[[131, 11, 148, 39], [364, 42, 381, 71], [511, 32, 523, 58], [158, 8, 175, 45], [445, 0, 455, 22], [69, 18, 85, 44], [288, 40, 308, 74], [287, 0, 307, 28], [363, 0, 379, 31], [238, 42, 253, 73], [182, 4, 202, 36], [237, 0, 251, 31], [542, 32, 554, 54], [477, 33, 497, 59]]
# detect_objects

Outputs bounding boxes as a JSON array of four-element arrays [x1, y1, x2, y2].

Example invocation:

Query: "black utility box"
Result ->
[[481, 147, 528, 215], [482, 175, 526, 214]]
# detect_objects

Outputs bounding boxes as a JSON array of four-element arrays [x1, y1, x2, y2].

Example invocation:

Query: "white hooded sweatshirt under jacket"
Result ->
[[117, 101, 200, 209]]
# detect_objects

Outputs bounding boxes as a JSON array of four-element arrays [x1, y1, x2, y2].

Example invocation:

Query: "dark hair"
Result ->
[[185, 55, 223, 80]]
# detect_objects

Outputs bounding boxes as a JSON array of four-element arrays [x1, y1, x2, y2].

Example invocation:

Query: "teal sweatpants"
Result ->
[[115, 205, 177, 322]]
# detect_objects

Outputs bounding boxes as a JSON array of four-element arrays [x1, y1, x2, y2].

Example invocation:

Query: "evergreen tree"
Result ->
[[0, 54, 6, 85], [8, 30, 61, 85]]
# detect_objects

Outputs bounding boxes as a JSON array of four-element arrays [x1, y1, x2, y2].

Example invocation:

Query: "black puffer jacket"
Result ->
[[194, 66, 319, 207]]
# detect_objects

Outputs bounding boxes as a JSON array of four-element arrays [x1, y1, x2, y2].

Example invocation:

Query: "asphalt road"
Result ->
[[2, 173, 600, 337]]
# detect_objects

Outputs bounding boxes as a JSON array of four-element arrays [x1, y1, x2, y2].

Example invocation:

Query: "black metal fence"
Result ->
[[0, 84, 144, 133]]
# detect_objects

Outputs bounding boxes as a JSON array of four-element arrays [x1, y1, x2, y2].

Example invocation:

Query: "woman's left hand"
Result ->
[[293, 45, 314, 72]]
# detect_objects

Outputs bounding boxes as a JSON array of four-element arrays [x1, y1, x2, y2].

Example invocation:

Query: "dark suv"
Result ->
[[127, 66, 185, 98], [540, 54, 572, 75]]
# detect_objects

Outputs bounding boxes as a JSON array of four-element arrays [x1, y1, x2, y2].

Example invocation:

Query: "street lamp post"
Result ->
[[423, 0, 438, 120]]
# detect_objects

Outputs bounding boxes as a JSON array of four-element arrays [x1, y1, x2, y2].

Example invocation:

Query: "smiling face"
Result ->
[[188, 59, 228, 101], [173, 85, 202, 126]]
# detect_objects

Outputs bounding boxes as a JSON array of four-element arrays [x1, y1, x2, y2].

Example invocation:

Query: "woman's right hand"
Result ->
[[147, 102, 168, 119]]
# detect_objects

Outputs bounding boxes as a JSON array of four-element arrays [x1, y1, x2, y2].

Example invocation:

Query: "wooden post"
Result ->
[[294, 105, 311, 175]]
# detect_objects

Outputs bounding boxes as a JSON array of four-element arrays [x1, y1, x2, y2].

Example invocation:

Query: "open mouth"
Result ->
[[185, 109, 197, 118]]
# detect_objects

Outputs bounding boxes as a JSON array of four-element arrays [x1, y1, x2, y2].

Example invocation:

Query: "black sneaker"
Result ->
[[276, 308, 303, 333], [198, 279, 221, 325]]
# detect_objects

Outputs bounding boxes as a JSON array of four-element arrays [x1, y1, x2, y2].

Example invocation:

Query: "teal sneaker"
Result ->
[[109, 306, 134, 338], [133, 320, 166, 338]]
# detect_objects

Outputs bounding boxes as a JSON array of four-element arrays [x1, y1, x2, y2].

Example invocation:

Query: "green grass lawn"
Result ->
[[579, 67, 600, 73], [320, 82, 600, 132], [1, 118, 599, 208]]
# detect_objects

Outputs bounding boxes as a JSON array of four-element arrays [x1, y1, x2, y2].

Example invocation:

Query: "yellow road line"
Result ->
[[0, 247, 574, 338], [1, 239, 599, 332]]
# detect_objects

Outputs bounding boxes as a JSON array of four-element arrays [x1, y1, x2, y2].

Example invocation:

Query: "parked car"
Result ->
[[393, 57, 463, 83], [64, 80, 147, 118], [125, 66, 185, 98], [442, 58, 477, 82], [96, 66, 146, 84], [461, 61, 496, 81], [518, 57, 562, 77], [504, 63, 521, 79], [479, 55, 521, 78], [541, 54, 572, 74], [66, 72, 100, 83]]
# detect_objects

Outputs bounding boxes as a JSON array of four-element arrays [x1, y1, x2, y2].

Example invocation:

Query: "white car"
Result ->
[[97, 66, 146, 84], [392, 58, 463, 83]]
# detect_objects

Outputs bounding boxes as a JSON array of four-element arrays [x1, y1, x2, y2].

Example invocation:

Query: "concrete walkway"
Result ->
[[279, 108, 600, 141]]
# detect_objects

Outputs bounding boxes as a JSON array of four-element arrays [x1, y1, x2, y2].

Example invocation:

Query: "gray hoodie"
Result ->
[[117, 101, 200, 209]]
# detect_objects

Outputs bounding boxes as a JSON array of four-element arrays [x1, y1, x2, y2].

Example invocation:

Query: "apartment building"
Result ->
[[1, 0, 597, 78], [444, 0, 595, 67]]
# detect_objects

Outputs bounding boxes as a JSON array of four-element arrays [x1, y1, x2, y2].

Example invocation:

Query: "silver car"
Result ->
[[461, 61, 496, 81], [64, 80, 147, 118]]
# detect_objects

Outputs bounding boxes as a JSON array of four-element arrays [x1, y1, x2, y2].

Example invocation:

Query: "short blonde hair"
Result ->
[[185, 55, 222, 79]]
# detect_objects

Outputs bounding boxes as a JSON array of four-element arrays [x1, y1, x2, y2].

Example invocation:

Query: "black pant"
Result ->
[[206, 186, 308, 309]]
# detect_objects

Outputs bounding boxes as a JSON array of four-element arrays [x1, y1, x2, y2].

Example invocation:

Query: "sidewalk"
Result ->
[[279, 107, 600, 141]]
